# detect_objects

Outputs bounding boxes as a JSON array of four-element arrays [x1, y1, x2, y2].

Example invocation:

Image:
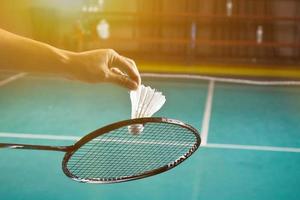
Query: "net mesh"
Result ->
[[66, 122, 198, 181]]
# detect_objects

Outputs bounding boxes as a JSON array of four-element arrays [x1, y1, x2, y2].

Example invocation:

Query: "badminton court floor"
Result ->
[[0, 71, 299, 200]]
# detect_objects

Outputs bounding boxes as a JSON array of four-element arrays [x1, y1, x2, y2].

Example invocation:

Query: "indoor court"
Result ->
[[0, 1, 300, 200]]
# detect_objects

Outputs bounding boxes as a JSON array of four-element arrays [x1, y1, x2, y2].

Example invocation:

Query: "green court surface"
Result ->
[[0, 73, 299, 200]]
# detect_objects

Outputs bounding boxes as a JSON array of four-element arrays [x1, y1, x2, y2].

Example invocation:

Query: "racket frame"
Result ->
[[62, 117, 201, 184]]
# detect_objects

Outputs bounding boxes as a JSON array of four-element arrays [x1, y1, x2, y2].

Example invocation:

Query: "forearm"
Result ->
[[0, 28, 73, 74]]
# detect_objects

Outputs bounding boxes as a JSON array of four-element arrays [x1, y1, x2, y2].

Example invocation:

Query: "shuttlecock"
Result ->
[[128, 85, 166, 135]]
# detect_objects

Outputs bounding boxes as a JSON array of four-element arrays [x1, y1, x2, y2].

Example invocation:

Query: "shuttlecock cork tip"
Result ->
[[128, 124, 144, 135]]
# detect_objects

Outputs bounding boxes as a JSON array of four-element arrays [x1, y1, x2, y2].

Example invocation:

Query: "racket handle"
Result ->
[[0, 143, 70, 152]]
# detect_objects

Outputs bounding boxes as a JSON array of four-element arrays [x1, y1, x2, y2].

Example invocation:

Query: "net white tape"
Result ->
[[142, 73, 300, 86]]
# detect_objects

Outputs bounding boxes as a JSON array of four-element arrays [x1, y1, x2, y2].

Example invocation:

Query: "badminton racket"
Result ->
[[0, 117, 201, 183]]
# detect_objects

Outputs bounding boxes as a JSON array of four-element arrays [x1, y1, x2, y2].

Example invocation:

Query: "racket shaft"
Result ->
[[0, 143, 69, 152]]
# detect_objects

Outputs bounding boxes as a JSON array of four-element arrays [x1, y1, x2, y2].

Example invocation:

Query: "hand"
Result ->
[[68, 49, 141, 90]]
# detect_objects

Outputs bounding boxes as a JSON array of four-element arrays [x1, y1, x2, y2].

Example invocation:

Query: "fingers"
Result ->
[[111, 67, 126, 76], [110, 54, 141, 87], [123, 57, 140, 81], [108, 71, 138, 90]]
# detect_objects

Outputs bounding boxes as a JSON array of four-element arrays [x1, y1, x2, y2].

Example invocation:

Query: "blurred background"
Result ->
[[1, 2, 300, 199], [0, 0, 299, 70]]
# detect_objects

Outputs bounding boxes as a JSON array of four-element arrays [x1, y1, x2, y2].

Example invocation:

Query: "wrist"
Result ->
[[54, 48, 80, 77]]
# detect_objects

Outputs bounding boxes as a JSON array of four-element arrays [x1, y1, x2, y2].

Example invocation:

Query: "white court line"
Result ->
[[1, 132, 299, 153], [0, 73, 27, 87], [92, 138, 192, 147], [0, 133, 192, 147], [0, 133, 80, 141], [200, 80, 215, 145], [204, 143, 300, 153]]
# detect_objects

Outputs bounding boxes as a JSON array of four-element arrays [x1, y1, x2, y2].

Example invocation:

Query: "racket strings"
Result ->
[[66, 123, 197, 181], [70, 125, 192, 178], [71, 144, 189, 178], [69, 126, 193, 179]]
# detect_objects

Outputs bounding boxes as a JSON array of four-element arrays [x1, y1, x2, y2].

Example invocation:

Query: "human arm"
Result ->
[[0, 29, 141, 90]]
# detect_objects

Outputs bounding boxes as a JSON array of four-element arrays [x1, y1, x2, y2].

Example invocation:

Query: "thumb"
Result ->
[[108, 72, 138, 90]]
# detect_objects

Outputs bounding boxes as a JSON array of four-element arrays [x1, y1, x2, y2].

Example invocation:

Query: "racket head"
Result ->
[[62, 117, 201, 184]]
